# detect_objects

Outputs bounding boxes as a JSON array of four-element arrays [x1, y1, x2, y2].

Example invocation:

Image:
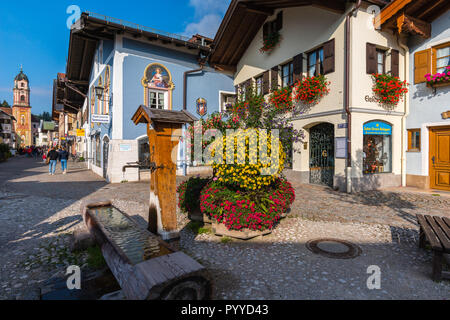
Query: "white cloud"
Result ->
[[184, 14, 223, 39], [183, 0, 231, 38]]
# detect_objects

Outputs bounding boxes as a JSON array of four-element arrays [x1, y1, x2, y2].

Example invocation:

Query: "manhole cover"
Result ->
[[306, 238, 362, 259]]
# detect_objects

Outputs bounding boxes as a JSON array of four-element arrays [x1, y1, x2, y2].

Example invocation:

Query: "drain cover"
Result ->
[[306, 238, 362, 259]]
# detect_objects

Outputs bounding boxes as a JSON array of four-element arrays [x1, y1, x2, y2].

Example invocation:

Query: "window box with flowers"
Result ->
[[425, 66, 450, 88], [260, 30, 282, 54], [292, 74, 331, 107], [371, 73, 409, 110]]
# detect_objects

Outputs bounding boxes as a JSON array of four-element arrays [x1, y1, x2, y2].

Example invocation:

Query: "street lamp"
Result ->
[[95, 85, 104, 100]]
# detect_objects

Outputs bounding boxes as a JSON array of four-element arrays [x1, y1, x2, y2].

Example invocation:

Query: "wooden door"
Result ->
[[430, 127, 450, 191]]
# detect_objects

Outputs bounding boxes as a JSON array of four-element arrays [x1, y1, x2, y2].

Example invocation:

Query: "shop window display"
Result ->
[[363, 121, 392, 174]]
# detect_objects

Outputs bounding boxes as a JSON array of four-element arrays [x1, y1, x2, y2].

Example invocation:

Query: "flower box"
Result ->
[[212, 222, 272, 240]]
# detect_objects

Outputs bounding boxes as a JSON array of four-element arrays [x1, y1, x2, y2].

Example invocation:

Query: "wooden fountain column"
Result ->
[[147, 121, 181, 239], [132, 106, 197, 241]]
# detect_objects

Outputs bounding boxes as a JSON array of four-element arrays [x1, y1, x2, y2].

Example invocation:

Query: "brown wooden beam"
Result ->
[[397, 13, 431, 38], [239, 3, 274, 16]]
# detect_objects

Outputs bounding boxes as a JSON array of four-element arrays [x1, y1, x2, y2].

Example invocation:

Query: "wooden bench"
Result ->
[[417, 214, 450, 281], [82, 201, 213, 300]]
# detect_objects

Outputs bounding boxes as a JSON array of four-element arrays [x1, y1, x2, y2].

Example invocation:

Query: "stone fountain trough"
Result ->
[[82, 201, 212, 300]]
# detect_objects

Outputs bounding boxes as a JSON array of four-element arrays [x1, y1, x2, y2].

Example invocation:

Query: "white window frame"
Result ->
[[148, 89, 169, 110], [219, 90, 237, 113]]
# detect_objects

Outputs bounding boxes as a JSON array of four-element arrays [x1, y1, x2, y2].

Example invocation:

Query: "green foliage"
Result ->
[[186, 221, 211, 235], [177, 177, 211, 214], [86, 245, 106, 269], [220, 237, 232, 244]]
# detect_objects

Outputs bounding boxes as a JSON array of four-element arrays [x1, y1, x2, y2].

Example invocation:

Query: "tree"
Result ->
[[1, 100, 11, 108]]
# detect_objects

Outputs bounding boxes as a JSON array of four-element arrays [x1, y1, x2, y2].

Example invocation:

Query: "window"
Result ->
[[363, 121, 392, 174], [408, 129, 421, 152], [138, 137, 150, 164], [377, 49, 386, 74], [308, 48, 324, 77], [21, 95, 25, 102], [255, 76, 263, 96], [434, 43, 450, 73], [149, 90, 166, 109], [281, 62, 293, 87], [95, 135, 101, 167]]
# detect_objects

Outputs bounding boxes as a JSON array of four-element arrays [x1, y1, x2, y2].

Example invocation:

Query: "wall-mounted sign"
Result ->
[[91, 114, 111, 124], [363, 121, 392, 135], [442, 111, 450, 120], [196, 98, 207, 117], [338, 123, 348, 129], [335, 137, 347, 159], [76, 129, 86, 137], [365, 95, 380, 103], [119, 144, 132, 152]]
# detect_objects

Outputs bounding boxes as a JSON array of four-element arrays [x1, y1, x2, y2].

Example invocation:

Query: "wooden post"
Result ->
[[132, 106, 197, 240]]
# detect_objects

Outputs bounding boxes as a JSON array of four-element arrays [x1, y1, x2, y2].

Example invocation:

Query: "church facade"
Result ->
[[12, 69, 32, 147]]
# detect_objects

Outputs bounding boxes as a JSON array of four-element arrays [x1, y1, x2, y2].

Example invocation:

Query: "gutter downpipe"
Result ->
[[345, 0, 362, 194], [398, 36, 409, 187], [182, 64, 205, 176]]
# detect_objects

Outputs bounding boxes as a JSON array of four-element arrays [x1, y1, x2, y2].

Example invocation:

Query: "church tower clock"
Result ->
[[12, 67, 32, 147]]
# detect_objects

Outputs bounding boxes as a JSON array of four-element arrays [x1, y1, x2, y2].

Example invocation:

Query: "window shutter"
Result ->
[[366, 43, 377, 74], [276, 11, 283, 31], [270, 66, 279, 90], [293, 53, 303, 83], [414, 49, 430, 84], [391, 49, 399, 77], [323, 38, 335, 75], [262, 71, 270, 95]]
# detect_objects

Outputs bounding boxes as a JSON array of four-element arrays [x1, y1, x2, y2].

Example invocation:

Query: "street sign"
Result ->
[[91, 114, 111, 124]]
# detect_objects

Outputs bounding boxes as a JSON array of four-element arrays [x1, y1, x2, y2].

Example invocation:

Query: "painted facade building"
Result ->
[[399, 9, 449, 191], [59, 12, 235, 183], [12, 69, 32, 147], [211, 0, 417, 192]]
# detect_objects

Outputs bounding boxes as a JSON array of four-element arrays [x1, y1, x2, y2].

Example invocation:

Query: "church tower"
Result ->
[[12, 67, 32, 147]]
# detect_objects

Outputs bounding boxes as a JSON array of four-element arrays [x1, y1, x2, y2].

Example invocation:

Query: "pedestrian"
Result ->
[[59, 146, 69, 174], [47, 147, 59, 175]]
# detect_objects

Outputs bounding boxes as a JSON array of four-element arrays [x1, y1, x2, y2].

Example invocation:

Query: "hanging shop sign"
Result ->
[[91, 114, 111, 124], [76, 129, 86, 137], [442, 111, 450, 120], [363, 121, 392, 135], [196, 98, 207, 117]]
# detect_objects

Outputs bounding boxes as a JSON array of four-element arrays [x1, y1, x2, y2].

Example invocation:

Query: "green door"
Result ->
[[309, 123, 335, 187]]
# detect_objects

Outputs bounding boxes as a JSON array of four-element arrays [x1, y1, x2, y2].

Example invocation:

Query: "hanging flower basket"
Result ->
[[425, 66, 450, 87], [268, 87, 293, 112], [260, 31, 282, 54], [371, 73, 408, 110], [293, 75, 330, 106]]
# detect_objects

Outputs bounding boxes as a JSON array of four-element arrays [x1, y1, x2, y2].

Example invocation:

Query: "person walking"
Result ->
[[59, 147, 69, 174], [47, 147, 59, 175]]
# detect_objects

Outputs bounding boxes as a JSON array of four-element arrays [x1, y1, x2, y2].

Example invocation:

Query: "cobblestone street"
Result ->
[[0, 157, 449, 300]]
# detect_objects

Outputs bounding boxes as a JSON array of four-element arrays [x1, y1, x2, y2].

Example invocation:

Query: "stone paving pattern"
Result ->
[[0, 157, 449, 300]]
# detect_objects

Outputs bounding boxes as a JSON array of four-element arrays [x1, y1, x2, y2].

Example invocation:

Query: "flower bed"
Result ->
[[199, 178, 295, 232], [371, 73, 408, 108]]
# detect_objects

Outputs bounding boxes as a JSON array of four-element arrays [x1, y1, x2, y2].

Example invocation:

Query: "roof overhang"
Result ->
[[132, 105, 198, 126], [210, 0, 351, 69], [374, 0, 450, 38]]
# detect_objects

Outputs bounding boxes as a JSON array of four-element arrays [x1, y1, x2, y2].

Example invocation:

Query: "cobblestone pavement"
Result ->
[[0, 157, 449, 300]]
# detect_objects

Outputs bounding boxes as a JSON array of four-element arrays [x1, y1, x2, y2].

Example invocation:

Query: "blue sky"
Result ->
[[0, 0, 230, 115]]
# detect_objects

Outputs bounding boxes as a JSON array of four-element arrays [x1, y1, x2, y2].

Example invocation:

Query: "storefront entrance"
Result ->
[[309, 123, 335, 187], [430, 126, 450, 191]]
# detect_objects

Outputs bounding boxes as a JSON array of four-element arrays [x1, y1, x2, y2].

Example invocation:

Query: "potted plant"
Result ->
[[425, 66, 450, 87], [293, 75, 330, 106]]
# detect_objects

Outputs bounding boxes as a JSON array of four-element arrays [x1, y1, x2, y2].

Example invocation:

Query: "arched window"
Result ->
[[21, 95, 25, 102]]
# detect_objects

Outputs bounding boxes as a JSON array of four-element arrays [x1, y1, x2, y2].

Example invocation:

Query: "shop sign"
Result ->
[[365, 95, 380, 103], [363, 121, 392, 135], [76, 129, 86, 137], [91, 114, 111, 124], [119, 144, 132, 152]]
